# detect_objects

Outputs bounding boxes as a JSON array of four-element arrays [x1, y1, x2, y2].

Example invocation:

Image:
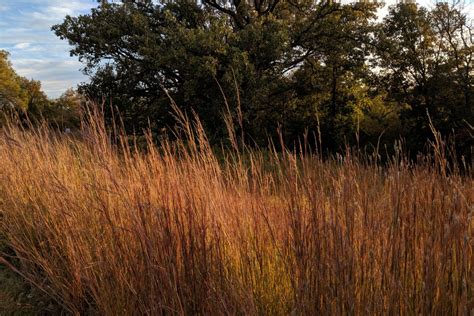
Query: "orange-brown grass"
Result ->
[[0, 113, 472, 315]]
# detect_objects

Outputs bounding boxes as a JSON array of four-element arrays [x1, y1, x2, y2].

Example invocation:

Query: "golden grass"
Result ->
[[0, 113, 472, 315]]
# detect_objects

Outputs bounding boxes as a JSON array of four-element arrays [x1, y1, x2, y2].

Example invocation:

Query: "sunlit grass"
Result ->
[[0, 112, 472, 314]]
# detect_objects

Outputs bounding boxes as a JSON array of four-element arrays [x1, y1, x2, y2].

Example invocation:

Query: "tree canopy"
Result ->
[[0, 50, 28, 111], [36, 0, 474, 154]]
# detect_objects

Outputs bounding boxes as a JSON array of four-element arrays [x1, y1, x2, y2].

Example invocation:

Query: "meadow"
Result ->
[[0, 111, 472, 315]]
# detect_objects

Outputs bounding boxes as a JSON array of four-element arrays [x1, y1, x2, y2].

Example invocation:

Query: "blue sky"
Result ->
[[0, 0, 97, 98], [0, 0, 472, 98]]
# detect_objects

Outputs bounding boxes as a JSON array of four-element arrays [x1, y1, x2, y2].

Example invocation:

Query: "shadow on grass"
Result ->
[[0, 240, 62, 315]]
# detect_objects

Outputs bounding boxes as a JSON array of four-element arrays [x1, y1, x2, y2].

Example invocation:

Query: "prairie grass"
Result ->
[[0, 111, 472, 315]]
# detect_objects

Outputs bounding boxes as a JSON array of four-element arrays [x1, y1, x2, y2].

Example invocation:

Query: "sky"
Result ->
[[0, 0, 472, 98], [0, 0, 97, 98]]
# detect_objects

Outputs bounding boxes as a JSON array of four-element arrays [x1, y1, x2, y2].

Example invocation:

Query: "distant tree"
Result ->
[[0, 50, 28, 111], [430, 2, 473, 153], [374, 2, 473, 154], [49, 88, 84, 128], [17, 77, 50, 119], [0, 50, 83, 128], [289, 2, 379, 148]]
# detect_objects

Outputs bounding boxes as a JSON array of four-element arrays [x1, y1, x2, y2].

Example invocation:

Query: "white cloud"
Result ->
[[13, 42, 31, 49]]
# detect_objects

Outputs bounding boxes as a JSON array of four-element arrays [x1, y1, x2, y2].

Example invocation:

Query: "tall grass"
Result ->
[[0, 111, 472, 315]]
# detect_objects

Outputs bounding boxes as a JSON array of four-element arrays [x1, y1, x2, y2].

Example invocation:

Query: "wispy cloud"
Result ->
[[13, 42, 30, 49]]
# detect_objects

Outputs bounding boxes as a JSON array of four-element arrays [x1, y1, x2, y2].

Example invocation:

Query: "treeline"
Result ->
[[3, 0, 473, 156], [0, 51, 82, 128]]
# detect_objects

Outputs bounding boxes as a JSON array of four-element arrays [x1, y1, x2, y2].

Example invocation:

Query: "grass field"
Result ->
[[0, 113, 472, 315]]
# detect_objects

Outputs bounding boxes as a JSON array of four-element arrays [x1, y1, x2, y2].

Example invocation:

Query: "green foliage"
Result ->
[[0, 51, 28, 111], [48, 88, 84, 128], [374, 2, 473, 154], [350, 86, 404, 144], [53, 0, 382, 146], [46, 0, 473, 154], [18, 77, 50, 117]]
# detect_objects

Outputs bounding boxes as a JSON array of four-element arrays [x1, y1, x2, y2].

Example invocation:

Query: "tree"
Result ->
[[374, 2, 473, 154], [53, 0, 379, 146], [49, 88, 84, 128], [289, 2, 379, 149], [17, 77, 50, 119], [430, 1, 473, 153], [0, 50, 28, 110], [0, 50, 83, 127]]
